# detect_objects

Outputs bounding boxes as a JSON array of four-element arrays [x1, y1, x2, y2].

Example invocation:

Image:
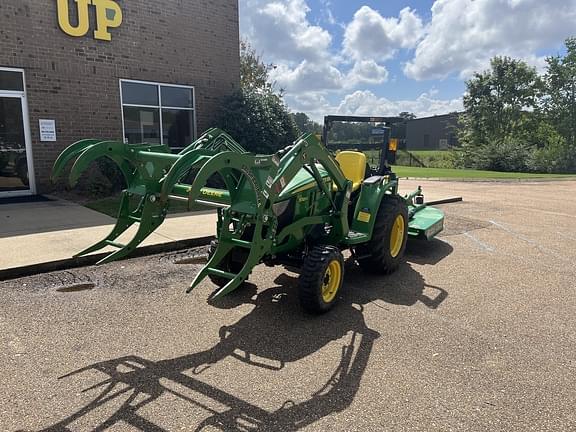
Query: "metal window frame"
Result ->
[[119, 79, 197, 149], [0, 67, 36, 197]]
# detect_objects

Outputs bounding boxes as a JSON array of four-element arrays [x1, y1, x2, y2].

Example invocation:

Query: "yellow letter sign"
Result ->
[[57, 0, 123, 41], [56, 0, 91, 37], [91, 0, 123, 41]]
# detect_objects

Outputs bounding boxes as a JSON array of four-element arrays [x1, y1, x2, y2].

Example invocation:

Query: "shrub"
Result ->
[[455, 138, 532, 172], [218, 89, 300, 154], [529, 138, 575, 173]]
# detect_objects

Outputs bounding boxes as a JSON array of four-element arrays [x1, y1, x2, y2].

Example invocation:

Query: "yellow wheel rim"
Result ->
[[321, 259, 341, 303], [389, 214, 405, 258]]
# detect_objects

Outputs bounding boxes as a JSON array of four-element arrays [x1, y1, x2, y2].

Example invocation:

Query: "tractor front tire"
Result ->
[[357, 195, 408, 274], [299, 245, 344, 314]]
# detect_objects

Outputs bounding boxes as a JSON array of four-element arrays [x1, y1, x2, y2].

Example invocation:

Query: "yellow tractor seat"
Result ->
[[335, 151, 367, 192]]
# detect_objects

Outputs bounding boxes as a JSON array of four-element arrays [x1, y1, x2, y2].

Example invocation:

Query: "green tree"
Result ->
[[456, 41, 576, 173], [457, 57, 544, 171], [544, 37, 576, 149], [219, 91, 299, 154], [218, 41, 298, 153], [398, 111, 416, 120], [462, 56, 542, 144], [239, 39, 276, 93], [291, 112, 321, 135]]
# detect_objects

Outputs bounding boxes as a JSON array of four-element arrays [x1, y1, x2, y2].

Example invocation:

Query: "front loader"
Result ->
[[52, 126, 444, 313]]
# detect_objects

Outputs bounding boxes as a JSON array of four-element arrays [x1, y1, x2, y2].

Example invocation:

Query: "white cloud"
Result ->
[[285, 90, 463, 123], [343, 6, 425, 61], [347, 60, 389, 86], [270, 59, 389, 94], [241, 0, 332, 63], [405, 0, 576, 80], [270, 61, 344, 92], [319, 0, 341, 27], [289, 92, 332, 113], [335, 90, 463, 118]]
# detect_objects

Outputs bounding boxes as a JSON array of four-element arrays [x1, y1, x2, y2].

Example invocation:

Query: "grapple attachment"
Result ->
[[51, 128, 246, 265]]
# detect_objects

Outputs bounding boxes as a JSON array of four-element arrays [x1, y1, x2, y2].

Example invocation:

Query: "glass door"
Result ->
[[0, 69, 34, 196]]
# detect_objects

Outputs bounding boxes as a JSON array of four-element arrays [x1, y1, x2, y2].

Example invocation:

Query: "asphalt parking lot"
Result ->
[[2, 180, 576, 431]]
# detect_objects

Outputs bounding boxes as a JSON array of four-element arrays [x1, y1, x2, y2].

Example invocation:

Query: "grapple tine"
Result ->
[[186, 240, 235, 293], [209, 237, 270, 300], [95, 197, 167, 265], [51, 139, 102, 182], [74, 193, 135, 258], [69, 141, 127, 187], [159, 149, 218, 201], [209, 259, 256, 300], [210, 275, 245, 300]]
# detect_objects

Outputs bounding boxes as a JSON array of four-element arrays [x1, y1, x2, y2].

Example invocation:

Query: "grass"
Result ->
[[392, 165, 576, 179], [84, 194, 210, 218], [409, 150, 451, 158], [397, 150, 455, 169]]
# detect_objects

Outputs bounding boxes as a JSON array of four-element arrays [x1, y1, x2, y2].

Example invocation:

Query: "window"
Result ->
[[120, 80, 195, 150], [0, 70, 24, 92]]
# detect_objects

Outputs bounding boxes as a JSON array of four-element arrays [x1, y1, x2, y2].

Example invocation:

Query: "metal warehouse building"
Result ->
[[0, 0, 240, 197], [406, 113, 460, 151]]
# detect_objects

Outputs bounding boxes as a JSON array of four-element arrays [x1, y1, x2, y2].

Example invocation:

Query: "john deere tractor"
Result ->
[[52, 116, 444, 313]]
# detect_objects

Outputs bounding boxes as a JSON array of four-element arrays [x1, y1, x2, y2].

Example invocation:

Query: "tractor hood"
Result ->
[[278, 165, 330, 200]]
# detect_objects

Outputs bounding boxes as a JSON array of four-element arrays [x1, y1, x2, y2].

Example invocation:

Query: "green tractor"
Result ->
[[52, 116, 444, 313]]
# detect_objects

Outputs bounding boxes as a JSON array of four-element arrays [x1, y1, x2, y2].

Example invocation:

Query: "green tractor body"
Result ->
[[52, 118, 444, 313]]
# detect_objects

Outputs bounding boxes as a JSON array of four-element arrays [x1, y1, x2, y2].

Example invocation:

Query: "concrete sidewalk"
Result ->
[[0, 197, 216, 275]]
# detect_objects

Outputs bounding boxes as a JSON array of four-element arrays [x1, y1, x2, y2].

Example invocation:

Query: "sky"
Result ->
[[239, 0, 576, 122]]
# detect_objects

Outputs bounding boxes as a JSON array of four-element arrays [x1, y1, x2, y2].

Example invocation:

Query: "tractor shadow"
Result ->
[[34, 286, 378, 431], [344, 238, 453, 309], [31, 239, 451, 431]]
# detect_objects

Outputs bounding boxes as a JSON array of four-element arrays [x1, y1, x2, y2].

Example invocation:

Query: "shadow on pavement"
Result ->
[[406, 238, 454, 266], [344, 238, 453, 309], [30, 240, 451, 431]]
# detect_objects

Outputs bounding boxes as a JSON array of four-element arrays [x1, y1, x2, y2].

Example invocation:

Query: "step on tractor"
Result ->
[[52, 115, 444, 313]]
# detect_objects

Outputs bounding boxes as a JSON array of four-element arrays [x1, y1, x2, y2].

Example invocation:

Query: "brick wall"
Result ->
[[0, 0, 240, 192]]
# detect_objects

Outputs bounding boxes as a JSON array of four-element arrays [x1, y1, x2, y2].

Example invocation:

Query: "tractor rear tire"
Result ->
[[207, 240, 244, 288], [299, 245, 344, 314], [357, 195, 408, 274]]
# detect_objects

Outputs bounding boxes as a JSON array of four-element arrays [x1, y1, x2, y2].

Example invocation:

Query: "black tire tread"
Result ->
[[357, 194, 408, 274], [299, 245, 344, 314]]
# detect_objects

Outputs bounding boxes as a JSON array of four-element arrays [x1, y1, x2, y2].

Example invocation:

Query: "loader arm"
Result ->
[[185, 133, 353, 299]]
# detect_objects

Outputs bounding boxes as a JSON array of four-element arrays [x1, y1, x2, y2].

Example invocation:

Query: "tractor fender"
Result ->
[[350, 177, 399, 240]]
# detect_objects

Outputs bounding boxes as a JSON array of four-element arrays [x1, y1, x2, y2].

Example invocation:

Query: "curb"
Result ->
[[0, 236, 214, 282]]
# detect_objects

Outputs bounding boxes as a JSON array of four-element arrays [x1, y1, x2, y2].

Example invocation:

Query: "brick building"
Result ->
[[0, 0, 240, 196]]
